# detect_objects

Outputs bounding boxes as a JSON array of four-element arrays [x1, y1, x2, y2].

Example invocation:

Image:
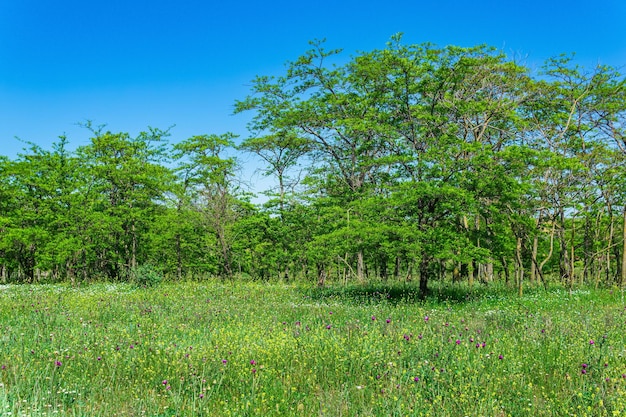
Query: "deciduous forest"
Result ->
[[2, 37, 625, 297]]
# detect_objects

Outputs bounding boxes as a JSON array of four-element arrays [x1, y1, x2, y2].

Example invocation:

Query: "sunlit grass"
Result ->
[[0, 281, 625, 416]]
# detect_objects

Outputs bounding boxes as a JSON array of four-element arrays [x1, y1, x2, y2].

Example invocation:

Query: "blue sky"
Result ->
[[1, 0, 625, 173]]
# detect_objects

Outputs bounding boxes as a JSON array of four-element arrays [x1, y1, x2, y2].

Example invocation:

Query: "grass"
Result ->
[[0, 280, 625, 416]]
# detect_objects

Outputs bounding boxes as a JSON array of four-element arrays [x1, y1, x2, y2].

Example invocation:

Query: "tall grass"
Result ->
[[0, 281, 625, 416]]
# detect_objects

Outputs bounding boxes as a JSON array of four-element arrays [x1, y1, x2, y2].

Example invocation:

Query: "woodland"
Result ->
[[1, 36, 625, 297]]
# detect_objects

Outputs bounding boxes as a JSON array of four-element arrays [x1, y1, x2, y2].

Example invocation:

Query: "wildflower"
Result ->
[[403, 334, 410, 341], [589, 340, 595, 345], [250, 360, 256, 366], [455, 339, 461, 345], [386, 319, 391, 324], [55, 361, 62, 367], [129, 344, 134, 349], [418, 334, 423, 339], [97, 356, 101, 361], [424, 316, 429, 322], [413, 376, 420, 382], [326, 324, 332, 329], [251, 368, 257, 374], [498, 355, 503, 360], [371, 315, 376, 321], [222, 359, 227, 364], [1, 365, 5, 370], [581, 369, 587, 375], [199, 394, 204, 399], [582, 363, 588, 369], [162, 380, 168, 385]]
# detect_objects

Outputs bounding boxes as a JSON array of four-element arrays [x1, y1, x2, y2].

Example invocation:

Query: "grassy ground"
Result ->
[[0, 280, 625, 416]]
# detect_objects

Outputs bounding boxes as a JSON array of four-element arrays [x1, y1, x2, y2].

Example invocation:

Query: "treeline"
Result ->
[[1, 36, 625, 296]]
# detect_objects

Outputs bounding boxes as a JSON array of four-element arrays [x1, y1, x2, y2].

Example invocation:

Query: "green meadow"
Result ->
[[0, 281, 625, 416]]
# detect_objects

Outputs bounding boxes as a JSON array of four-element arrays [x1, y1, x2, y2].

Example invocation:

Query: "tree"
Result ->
[[172, 133, 241, 278], [76, 127, 171, 280]]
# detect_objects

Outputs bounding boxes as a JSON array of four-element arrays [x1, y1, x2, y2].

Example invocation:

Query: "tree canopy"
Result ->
[[1, 37, 625, 297]]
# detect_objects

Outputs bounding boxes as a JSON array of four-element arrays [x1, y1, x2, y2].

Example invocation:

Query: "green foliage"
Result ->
[[129, 263, 164, 288], [0, 36, 625, 291]]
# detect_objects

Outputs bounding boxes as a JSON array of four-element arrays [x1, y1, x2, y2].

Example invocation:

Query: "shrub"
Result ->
[[130, 264, 163, 288]]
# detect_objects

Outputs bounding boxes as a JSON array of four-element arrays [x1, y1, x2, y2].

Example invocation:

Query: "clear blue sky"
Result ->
[[1, 0, 625, 167]]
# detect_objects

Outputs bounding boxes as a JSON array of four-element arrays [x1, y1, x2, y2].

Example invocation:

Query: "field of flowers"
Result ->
[[0, 281, 625, 416]]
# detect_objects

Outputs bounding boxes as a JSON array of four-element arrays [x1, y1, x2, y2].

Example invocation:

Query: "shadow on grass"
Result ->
[[302, 280, 521, 305]]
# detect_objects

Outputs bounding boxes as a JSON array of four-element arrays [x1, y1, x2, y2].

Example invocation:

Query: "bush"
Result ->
[[130, 264, 163, 288]]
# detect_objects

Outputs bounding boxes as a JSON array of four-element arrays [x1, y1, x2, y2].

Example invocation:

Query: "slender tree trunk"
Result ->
[[419, 254, 430, 299], [570, 220, 576, 289], [621, 206, 626, 288], [530, 235, 538, 284], [485, 262, 493, 283], [558, 211, 570, 285], [516, 236, 524, 297], [317, 263, 326, 287], [394, 256, 401, 280], [501, 256, 510, 285], [357, 250, 365, 283], [604, 213, 614, 286], [131, 223, 137, 270], [176, 233, 182, 280], [540, 221, 556, 279]]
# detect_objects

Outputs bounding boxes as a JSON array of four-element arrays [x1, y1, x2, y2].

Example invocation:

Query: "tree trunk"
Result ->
[[516, 236, 524, 297], [317, 263, 326, 287], [530, 235, 538, 284], [540, 221, 556, 279], [394, 256, 400, 280], [131, 223, 137, 270], [357, 250, 365, 283], [501, 256, 510, 284], [176, 233, 182, 280], [622, 206, 626, 288], [419, 255, 430, 299]]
